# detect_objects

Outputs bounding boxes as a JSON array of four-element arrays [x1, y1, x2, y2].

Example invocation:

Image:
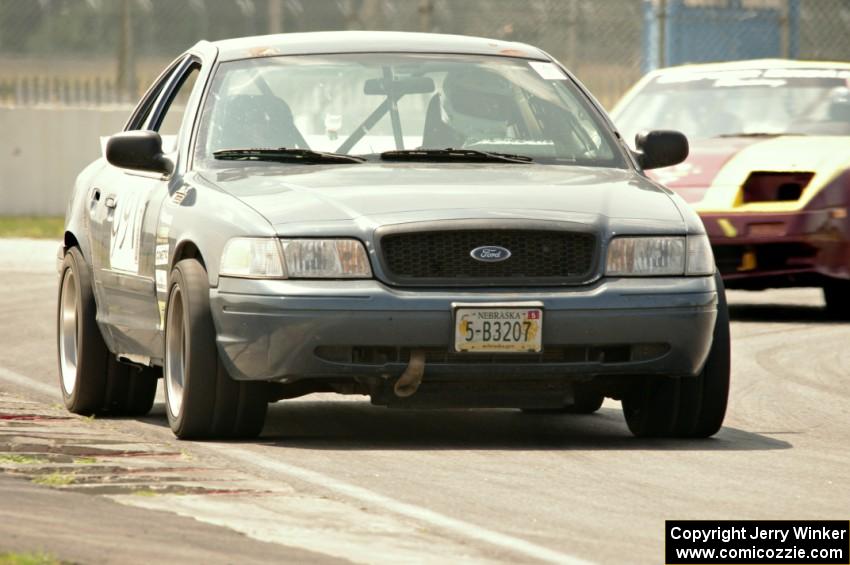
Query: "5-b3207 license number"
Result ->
[[454, 306, 543, 353]]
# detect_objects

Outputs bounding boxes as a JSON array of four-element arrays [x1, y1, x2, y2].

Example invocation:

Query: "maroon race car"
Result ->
[[613, 59, 850, 315]]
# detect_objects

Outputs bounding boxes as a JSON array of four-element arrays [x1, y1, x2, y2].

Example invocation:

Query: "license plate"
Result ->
[[454, 306, 543, 353]]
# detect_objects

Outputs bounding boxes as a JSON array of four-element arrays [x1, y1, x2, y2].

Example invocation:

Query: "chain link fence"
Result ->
[[0, 0, 849, 109]]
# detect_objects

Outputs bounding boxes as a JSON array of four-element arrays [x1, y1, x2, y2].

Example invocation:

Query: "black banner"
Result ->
[[666, 520, 849, 564]]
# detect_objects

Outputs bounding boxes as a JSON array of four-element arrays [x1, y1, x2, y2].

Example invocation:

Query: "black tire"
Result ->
[[58, 247, 159, 417], [622, 272, 730, 438], [102, 359, 159, 417], [521, 389, 605, 415], [58, 247, 109, 415], [164, 259, 268, 440], [823, 280, 850, 319], [562, 390, 605, 414]]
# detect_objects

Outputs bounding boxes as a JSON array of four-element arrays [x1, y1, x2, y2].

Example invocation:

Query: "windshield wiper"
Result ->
[[715, 132, 806, 138], [214, 148, 366, 164], [380, 148, 533, 164]]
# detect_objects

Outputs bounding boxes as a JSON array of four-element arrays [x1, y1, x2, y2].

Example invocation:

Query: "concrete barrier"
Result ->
[[0, 106, 131, 216]]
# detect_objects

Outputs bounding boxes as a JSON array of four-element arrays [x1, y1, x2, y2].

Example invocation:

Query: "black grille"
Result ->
[[379, 229, 597, 286]]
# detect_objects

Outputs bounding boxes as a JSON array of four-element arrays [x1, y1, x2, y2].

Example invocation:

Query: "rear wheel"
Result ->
[[164, 259, 268, 439], [58, 247, 106, 415], [622, 273, 730, 438], [521, 389, 604, 415], [58, 247, 158, 416], [103, 359, 159, 416], [823, 280, 850, 319], [562, 390, 605, 414]]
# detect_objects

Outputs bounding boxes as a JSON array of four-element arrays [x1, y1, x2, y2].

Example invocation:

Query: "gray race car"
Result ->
[[57, 31, 728, 440]]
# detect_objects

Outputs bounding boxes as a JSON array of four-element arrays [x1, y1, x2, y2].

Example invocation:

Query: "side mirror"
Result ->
[[106, 130, 173, 175], [635, 130, 689, 170]]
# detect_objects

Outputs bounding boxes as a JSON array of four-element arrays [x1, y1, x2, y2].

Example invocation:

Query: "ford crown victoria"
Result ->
[[57, 32, 728, 439]]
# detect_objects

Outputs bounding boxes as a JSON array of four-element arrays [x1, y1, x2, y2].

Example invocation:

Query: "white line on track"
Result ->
[[0, 366, 58, 398], [206, 444, 590, 564], [0, 365, 590, 564]]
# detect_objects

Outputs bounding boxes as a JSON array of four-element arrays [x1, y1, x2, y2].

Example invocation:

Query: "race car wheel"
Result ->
[[822, 281, 850, 319], [102, 359, 159, 417], [562, 390, 605, 414], [58, 247, 159, 417], [164, 259, 268, 440], [521, 389, 604, 415], [623, 272, 730, 438], [58, 247, 108, 415]]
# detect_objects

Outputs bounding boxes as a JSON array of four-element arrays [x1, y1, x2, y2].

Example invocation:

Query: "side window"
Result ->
[[155, 65, 201, 137], [125, 59, 184, 131]]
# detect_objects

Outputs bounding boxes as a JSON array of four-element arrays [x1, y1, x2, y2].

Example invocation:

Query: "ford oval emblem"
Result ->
[[470, 245, 512, 263]]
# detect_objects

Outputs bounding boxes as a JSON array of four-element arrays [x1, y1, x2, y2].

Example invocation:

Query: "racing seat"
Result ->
[[210, 94, 309, 151]]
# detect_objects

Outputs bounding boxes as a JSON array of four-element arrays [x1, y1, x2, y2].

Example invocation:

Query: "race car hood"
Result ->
[[648, 135, 850, 210], [200, 163, 686, 232]]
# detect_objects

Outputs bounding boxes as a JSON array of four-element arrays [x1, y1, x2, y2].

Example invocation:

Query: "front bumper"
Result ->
[[699, 209, 850, 287], [210, 276, 718, 383]]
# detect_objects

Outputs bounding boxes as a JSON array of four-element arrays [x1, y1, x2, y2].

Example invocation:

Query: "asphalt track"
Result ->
[[0, 239, 848, 564]]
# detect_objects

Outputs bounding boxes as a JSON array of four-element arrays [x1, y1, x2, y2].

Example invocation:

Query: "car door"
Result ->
[[87, 55, 202, 361]]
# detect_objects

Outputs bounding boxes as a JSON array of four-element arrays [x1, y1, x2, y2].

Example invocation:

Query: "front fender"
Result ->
[[163, 172, 278, 288]]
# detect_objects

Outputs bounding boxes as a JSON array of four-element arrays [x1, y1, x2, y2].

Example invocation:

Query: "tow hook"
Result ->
[[393, 349, 425, 397]]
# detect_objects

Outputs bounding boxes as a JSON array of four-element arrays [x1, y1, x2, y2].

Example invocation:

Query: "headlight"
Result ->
[[281, 239, 372, 278], [606, 236, 685, 276], [220, 237, 373, 279], [606, 235, 714, 276], [685, 234, 715, 276], [220, 238, 285, 278]]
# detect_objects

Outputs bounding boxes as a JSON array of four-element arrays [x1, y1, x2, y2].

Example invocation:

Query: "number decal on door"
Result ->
[[109, 189, 147, 274]]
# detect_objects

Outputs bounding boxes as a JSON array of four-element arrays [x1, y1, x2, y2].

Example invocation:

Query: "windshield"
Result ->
[[615, 67, 850, 146], [194, 53, 626, 168]]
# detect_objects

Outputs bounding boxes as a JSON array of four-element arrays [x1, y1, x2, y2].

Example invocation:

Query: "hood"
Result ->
[[648, 135, 850, 207], [199, 163, 684, 234]]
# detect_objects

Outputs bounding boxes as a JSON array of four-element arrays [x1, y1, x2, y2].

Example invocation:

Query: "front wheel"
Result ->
[[622, 273, 730, 438], [164, 259, 268, 439], [823, 280, 850, 319]]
